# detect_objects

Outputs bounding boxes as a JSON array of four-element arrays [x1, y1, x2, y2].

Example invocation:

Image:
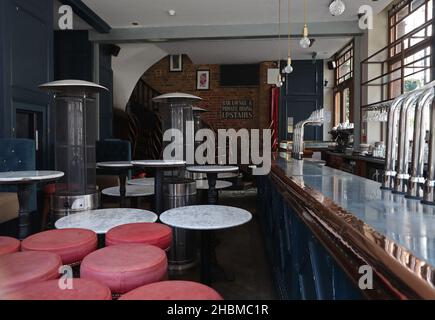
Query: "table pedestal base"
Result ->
[[119, 174, 127, 208], [207, 173, 218, 205], [17, 184, 32, 240], [200, 230, 236, 285], [154, 169, 163, 214]]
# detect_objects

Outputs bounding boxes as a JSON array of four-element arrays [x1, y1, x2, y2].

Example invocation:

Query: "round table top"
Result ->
[[160, 205, 252, 231], [132, 160, 186, 168], [55, 208, 158, 234], [127, 178, 155, 186], [97, 161, 133, 168], [102, 185, 154, 197], [0, 171, 64, 184], [196, 180, 232, 190], [186, 165, 239, 174]]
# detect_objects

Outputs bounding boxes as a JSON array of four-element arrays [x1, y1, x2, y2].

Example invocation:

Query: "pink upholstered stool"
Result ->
[[21, 228, 98, 265], [0, 279, 111, 300], [105, 223, 172, 251], [0, 251, 62, 295], [119, 281, 223, 300], [80, 243, 168, 295], [0, 237, 20, 257]]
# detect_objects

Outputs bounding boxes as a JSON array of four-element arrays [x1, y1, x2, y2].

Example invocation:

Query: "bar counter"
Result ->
[[257, 153, 435, 299]]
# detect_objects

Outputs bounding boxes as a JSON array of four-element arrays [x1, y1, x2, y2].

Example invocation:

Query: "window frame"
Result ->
[[388, 0, 433, 98], [333, 40, 355, 125]]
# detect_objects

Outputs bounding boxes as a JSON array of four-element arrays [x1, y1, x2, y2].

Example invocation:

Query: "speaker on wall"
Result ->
[[109, 45, 121, 57]]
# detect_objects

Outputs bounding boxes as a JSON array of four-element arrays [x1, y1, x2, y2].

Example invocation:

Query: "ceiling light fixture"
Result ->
[[329, 0, 346, 16], [299, 0, 311, 49], [168, 9, 176, 16], [282, 0, 293, 74]]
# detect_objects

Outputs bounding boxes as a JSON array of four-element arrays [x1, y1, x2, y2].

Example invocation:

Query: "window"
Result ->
[[335, 42, 354, 85], [333, 41, 354, 125], [388, 0, 433, 98]]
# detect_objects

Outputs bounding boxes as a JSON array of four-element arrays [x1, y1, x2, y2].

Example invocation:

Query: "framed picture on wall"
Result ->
[[196, 70, 210, 90], [169, 54, 183, 72]]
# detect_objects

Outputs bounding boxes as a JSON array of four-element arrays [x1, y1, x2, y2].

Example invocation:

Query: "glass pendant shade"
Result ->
[[299, 24, 311, 48], [282, 57, 293, 74], [329, 0, 345, 16], [276, 75, 283, 87]]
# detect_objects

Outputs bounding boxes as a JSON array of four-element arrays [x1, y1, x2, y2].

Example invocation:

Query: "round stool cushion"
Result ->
[[0, 237, 20, 256], [106, 223, 172, 250], [0, 251, 62, 295], [21, 228, 98, 265], [80, 244, 168, 294], [0, 279, 111, 300], [119, 281, 223, 300]]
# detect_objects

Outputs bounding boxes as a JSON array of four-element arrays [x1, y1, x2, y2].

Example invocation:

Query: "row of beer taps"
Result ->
[[382, 82, 435, 205]]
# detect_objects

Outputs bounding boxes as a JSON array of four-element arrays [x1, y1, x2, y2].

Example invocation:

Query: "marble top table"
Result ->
[[0, 171, 64, 239], [97, 161, 133, 169], [127, 178, 155, 186], [187, 166, 239, 204], [161, 205, 252, 284], [97, 161, 134, 207], [132, 160, 186, 214], [55, 208, 158, 234], [102, 185, 154, 197], [196, 180, 232, 190]]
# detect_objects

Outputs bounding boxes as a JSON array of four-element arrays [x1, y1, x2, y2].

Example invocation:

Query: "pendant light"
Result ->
[[282, 0, 293, 74], [329, 0, 346, 16], [299, 0, 311, 49], [276, 0, 284, 87]]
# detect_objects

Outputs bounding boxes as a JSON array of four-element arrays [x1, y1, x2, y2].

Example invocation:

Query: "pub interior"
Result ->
[[0, 0, 435, 301]]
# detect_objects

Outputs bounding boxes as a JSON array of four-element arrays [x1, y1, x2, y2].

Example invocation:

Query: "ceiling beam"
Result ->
[[59, 0, 111, 33], [89, 21, 363, 43]]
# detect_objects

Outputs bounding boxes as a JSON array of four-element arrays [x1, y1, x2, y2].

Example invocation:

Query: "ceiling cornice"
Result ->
[[89, 21, 363, 43]]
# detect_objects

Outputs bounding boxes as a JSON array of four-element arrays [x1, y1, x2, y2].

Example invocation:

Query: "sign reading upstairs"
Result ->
[[221, 99, 254, 120]]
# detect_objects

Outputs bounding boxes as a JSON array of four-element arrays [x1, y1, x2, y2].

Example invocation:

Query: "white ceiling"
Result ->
[[156, 37, 352, 63], [83, 0, 393, 28], [81, 0, 393, 63]]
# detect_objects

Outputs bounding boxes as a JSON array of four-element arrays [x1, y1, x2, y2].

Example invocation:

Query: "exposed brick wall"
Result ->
[[143, 55, 274, 130]]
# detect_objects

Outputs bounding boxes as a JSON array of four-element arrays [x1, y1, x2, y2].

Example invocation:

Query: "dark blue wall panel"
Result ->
[[54, 31, 113, 139], [279, 60, 324, 142], [0, 0, 53, 168], [54, 31, 93, 81], [99, 44, 114, 139]]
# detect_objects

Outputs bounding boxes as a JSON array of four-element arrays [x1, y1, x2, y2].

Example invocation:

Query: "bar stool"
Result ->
[[0, 251, 62, 295], [119, 281, 223, 300], [21, 229, 98, 266], [80, 243, 168, 295], [0, 279, 112, 300], [105, 223, 172, 251], [0, 236, 20, 256]]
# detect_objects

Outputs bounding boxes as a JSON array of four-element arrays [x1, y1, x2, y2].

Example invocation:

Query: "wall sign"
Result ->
[[221, 100, 253, 120]]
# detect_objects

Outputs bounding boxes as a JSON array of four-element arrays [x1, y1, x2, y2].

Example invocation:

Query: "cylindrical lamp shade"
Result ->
[[39, 80, 108, 215], [53, 95, 97, 196], [153, 93, 201, 162]]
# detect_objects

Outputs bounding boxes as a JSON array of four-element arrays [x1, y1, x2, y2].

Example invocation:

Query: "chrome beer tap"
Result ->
[[382, 94, 407, 190], [423, 92, 435, 205], [407, 87, 434, 199], [393, 91, 421, 194]]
